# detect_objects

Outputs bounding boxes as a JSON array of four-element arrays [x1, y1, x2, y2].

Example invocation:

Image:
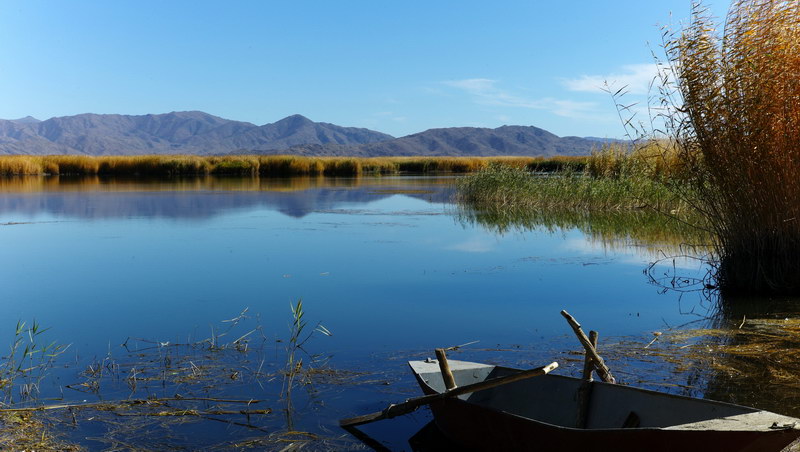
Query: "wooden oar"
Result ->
[[339, 361, 558, 427]]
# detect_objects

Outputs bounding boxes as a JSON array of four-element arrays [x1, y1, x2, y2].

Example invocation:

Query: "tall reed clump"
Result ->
[[665, 1, 800, 294]]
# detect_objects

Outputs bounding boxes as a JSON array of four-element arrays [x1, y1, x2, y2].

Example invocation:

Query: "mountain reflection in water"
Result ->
[[2, 175, 799, 449], [0, 175, 456, 220]]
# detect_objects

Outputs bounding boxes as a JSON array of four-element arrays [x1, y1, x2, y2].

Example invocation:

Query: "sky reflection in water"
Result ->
[[0, 176, 709, 359], [0, 176, 720, 449]]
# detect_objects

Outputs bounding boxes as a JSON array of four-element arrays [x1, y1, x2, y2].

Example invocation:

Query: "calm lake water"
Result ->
[[0, 175, 795, 450]]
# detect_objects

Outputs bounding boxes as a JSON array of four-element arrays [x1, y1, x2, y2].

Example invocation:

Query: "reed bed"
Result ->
[[456, 162, 687, 213], [587, 142, 688, 183], [662, 0, 800, 294], [0, 154, 588, 177]]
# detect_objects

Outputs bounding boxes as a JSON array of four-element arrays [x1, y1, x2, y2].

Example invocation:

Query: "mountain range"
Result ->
[[0, 111, 612, 157]]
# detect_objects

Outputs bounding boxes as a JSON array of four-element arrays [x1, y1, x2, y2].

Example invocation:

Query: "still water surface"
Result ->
[[0, 175, 785, 449]]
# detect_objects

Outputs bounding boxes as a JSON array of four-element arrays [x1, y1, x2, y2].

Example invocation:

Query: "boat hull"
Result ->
[[410, 360, 800, 452], [426, 396, 799, 452]]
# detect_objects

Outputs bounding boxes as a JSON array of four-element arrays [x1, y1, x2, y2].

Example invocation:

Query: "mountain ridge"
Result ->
[[0, 111, 616, 157]]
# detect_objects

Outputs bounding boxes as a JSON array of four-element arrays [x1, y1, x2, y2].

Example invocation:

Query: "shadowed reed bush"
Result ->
[[664, 1, 800, 294]]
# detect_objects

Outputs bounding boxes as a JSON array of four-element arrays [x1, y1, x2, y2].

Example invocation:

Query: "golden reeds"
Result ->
[[666, 0, 800, 293], [0, 155, 589, 177]]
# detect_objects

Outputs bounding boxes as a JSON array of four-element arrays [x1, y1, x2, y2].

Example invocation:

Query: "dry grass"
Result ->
[[597, 317, 800, 421], [0, 412, 82, 450], [587, 142, 688, 182], [0, 154, 589, 177], [663, 1, 800, 294]]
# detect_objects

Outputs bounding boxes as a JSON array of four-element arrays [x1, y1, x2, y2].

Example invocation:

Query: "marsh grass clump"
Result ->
[[663, 1, 800, 294], [283, 300, 332, 399], [457, 163, 684, 212], [0, 320, 70, 406]]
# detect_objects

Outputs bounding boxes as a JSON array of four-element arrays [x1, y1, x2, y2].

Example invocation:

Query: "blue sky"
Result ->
[[0, 1, 729, 138]]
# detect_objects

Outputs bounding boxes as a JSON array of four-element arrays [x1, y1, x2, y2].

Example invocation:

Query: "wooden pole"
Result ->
[[560, 310, 616, 384], [435, 348, 457, 390], [581, 331, 599, 381], [339, 362, 558, 427], [576, 330, 599, 429]]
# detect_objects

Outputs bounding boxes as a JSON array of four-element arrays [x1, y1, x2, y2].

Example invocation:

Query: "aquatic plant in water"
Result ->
[[0, 308, 360, 450], [0, 320, 70, 406]]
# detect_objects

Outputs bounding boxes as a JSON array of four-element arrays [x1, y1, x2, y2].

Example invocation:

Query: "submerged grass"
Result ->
[[585, 316, 800, 420], [0, 307, 364, 450], [0, 154, 589, 177]]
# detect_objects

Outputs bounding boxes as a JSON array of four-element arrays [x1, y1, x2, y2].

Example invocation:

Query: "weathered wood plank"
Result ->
[[560, 310, 616, 384], [435, 348, 457, 390]]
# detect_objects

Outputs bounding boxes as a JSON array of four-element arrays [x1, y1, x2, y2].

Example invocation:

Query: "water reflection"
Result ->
[[457, 204, 710, 258], [0, 175, 456, 220], [456, 199, 800, 431], [3, 175, 798, 449]]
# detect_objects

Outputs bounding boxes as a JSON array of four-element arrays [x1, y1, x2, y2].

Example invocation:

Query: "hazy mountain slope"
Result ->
[[282, 125, 606, 157], [0, 112, 394, 155], [0, 111, 610, 156]]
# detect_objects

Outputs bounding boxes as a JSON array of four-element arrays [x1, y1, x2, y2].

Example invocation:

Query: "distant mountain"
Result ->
[[10, 116, 41, 124], [0, 111, 614, 156], [0, 112, 393, 156], [354, 125, 603, 157], [277, 125, 608, 157]]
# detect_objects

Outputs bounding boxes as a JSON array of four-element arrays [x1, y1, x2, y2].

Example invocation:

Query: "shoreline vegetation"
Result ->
[[0, 154, 587, 177], [454, 143, 708, 254], [457, 143, 693, 214]]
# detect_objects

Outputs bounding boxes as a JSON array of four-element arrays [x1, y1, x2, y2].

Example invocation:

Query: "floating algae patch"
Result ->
[[0, 411, 82, 450], [0, 310, 372, 450], [560, 317, 800, 418]]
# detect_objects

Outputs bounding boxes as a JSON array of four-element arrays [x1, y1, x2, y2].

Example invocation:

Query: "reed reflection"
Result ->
[[456, 204, 709, 258], [0, 175, 456, 220]]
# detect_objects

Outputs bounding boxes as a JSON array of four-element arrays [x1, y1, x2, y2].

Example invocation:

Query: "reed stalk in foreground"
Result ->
[[664, 1, 800, 294]]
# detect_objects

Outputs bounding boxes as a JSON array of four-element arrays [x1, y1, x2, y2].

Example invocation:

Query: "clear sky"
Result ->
[[0, 1, 730, 138]]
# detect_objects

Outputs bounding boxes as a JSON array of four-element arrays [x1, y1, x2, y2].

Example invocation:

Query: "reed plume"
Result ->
[[666, 0, 800, 293]]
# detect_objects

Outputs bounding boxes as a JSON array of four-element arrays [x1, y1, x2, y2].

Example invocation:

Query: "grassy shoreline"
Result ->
[[456, 146, 693, 213], [454, 148, 705, 250], [0, 154, 588, 177]]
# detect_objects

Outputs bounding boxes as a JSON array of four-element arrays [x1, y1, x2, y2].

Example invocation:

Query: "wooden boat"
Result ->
[[409, 358, 800, 452]]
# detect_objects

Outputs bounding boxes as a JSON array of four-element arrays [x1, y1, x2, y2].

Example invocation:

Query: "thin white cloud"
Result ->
[[442, 78, 601, 120], [562, 63, 660, 96], [372, 111, 407, 123]]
